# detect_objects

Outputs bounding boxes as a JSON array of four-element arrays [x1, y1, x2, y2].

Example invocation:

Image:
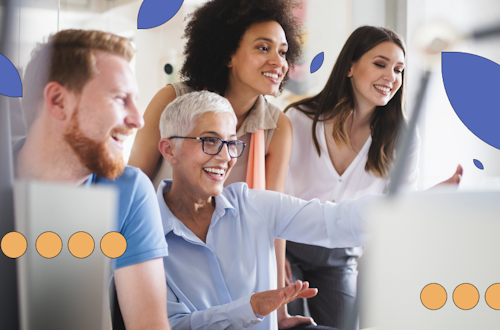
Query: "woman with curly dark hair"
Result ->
[[129, 1, 312, 329]]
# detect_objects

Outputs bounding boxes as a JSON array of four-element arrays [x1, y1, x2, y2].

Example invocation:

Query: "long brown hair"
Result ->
[[284, 26, 406, 178]]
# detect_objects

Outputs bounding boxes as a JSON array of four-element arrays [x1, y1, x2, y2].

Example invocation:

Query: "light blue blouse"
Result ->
[[157, 179, 375, 330]]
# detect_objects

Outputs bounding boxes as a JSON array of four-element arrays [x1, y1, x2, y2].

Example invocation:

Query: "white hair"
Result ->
[[159, 91, 237, 148]]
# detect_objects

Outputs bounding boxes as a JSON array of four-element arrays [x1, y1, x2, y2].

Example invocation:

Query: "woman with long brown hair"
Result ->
[[283, 26, 461, 329]]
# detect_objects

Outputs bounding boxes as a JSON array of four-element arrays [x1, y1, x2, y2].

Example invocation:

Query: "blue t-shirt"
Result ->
[[86, 166, 169, 270], [13, 137, 168, 270]]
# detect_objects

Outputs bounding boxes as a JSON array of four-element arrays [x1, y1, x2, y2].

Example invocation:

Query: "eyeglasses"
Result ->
[[169, 136, 246, 158]]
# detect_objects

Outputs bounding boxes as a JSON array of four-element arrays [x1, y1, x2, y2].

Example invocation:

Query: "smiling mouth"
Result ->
[[111, 133, 129, 142], [374, 84, 391, 93], [262, 72, 280, 79], [203, 167, 226, 177], [111, 129, 133, 145]]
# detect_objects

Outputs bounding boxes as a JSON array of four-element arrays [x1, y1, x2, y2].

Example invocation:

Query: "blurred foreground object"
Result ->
[[361, 190, 500, 329], [15, 181, 116, 330]]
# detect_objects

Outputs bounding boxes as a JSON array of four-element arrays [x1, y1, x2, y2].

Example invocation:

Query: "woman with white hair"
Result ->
[[129, 2, 304, 324], [156, 91, 372, 330]]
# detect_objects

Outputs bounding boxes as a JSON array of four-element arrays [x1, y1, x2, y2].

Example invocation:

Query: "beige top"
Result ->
[[152, 81, 281, 189]]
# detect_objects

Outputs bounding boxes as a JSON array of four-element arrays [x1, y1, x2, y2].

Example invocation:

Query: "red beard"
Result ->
[[63, 106, 125, 180]]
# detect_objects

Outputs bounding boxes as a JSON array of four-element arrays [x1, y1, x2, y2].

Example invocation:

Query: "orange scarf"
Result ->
[[245, 129, 266, 190]]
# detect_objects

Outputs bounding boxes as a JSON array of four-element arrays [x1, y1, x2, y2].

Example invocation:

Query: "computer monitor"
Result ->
[[360, 189, 500, 329]]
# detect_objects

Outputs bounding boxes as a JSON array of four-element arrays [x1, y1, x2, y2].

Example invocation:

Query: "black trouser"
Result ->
[[287, 242, 361, 330]]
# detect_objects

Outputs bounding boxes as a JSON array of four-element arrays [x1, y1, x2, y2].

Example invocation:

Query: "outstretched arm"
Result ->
[[240, 184, 376, 249], [128, 85, 177, 179]]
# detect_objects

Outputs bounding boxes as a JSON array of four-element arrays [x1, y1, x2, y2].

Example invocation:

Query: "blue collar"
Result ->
[[83, 173, 97, 187]]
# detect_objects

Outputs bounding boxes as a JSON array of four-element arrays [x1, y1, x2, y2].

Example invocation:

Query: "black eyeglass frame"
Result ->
[[168, 136, 246, 158]]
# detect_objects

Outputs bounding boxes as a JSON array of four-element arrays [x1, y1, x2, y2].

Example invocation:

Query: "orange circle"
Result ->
[[421, 283, 447, 310], [100, 232, 127, 258], [453, 283, 479, 310], [68, 232, 94, 258], [485, 283, 500, 310], [36, 232, 62, 258], [1, 232, 28, 258]]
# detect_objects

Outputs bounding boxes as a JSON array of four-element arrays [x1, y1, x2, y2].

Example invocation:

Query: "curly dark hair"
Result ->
[[179, 0, 303, 95]]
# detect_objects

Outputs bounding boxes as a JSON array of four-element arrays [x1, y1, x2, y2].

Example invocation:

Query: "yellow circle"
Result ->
[[68, 232, 94, 258], [485, 283, 500, 310], [36, 232, 62, 258], [421, 283, 447, 310], [100, 232, 127, 258], [453, 283, 479, 310], [1, 232, 28, 258]]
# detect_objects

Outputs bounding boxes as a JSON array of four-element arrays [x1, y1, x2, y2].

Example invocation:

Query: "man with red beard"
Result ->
[[14, 30, 170, 330]]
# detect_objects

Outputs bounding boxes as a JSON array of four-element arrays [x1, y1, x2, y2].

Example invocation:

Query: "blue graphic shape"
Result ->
[[137, 0, 184, 29], [310, 52, 324, 74], [473, 159, 484, 170], [0, 54, 22, 97], [442, 52, 500, 150]]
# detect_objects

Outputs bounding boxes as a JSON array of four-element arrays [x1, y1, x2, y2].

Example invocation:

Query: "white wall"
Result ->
[[406, 0, 500, 189]]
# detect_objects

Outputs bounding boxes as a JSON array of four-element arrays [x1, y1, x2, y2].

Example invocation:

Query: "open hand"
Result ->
[[285, 280, 317, 302], [250, 280, 318, 316]]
